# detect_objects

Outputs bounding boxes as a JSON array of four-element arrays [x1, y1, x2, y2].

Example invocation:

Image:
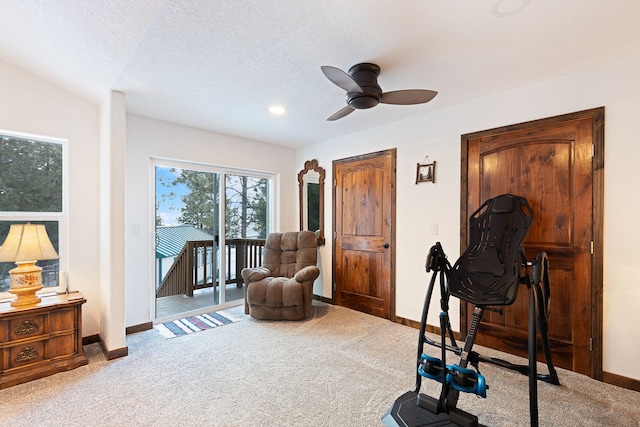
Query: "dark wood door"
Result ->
[[333, 149, 395, 319], [461, 108, 604, 377]]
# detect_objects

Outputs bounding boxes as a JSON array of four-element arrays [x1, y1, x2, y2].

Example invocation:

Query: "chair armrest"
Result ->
[[294, 265, 320, 283], [241, 266, 272, 283]]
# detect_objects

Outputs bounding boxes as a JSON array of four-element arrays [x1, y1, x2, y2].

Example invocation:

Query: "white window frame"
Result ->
[[0, 129, 68, 300]]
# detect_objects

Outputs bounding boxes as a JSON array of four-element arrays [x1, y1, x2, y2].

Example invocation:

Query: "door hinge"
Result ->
[[590, 337, 593, 352], [590, 241, 594, 255], [592, 144, 595, 158]]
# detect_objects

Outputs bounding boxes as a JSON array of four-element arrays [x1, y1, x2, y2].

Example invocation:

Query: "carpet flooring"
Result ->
[[0, 302, 638, 426]]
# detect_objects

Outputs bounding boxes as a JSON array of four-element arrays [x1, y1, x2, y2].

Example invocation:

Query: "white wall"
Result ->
[[297, 54, 640, 381], [124, 115, 297, 328], [98, 91, 127, 352], [0, 59, 102, 336]]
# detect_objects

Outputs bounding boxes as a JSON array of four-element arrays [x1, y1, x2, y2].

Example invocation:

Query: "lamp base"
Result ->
[[9, 287, 42, 307], [8, 262, 43, 307]]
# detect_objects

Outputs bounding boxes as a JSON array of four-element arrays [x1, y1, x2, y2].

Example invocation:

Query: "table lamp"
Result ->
[[0, 223, 59, 307]]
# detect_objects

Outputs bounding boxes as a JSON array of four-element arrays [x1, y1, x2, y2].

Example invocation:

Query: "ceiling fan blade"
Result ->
[[321, 66, 363, 93], [327, 105, 355, 121], [381, 89, 438, 105]]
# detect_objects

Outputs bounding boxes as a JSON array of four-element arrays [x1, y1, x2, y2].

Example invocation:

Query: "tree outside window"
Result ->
[[156, 167, 269, 239]]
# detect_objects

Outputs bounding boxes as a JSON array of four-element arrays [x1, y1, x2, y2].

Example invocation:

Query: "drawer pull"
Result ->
[[16, 320, 39, 336], [16, 346, 39, 363]]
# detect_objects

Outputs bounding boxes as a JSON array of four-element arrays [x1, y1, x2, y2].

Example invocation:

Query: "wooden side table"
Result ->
[[0, 292, 88, 389]]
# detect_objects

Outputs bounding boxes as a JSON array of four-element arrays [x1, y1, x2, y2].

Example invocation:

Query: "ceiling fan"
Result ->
[[321, 62, 438, 121]]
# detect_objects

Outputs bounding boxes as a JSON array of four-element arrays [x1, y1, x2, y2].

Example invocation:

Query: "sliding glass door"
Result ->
[[154, 161, 272, 320]]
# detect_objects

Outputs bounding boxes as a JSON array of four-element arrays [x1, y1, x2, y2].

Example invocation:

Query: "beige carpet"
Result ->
[[1, 302, 638, 426]]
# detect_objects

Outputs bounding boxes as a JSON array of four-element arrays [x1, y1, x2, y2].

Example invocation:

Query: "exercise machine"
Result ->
[[382, 194, 559, 427]]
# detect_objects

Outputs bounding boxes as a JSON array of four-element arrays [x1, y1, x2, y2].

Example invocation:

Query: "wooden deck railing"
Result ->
[[226, 238, 267, 287], [156, 238, 265, 298]]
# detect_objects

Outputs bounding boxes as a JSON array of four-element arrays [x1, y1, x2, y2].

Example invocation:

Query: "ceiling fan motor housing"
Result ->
[[347, 63, 382, 109]]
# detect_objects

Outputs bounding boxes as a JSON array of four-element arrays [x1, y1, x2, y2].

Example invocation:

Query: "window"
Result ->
[[0, 131, 66, 296], [225, 173, 270, 239]]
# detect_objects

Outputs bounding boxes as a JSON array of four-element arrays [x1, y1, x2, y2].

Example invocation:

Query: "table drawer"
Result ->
[[7, 340, 45, 369], [9, 314, 46, 341]]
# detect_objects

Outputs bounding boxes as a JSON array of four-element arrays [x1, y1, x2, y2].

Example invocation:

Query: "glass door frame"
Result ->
[[150, 157, 275, 322]]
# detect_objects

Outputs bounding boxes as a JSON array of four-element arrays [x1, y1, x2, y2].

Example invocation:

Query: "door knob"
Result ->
[[383, 243, 390, 249]]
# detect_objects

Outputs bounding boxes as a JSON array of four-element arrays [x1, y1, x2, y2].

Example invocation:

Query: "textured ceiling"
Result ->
[[1, 0, 640, 148]]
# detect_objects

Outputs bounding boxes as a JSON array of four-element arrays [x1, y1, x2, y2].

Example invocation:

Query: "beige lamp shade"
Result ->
[[0, 223, 59, 262]]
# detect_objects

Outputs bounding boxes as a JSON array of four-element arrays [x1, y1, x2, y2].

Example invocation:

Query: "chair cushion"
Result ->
[[247, 277, 302, 307], [263, 231, 317, 278], [246, 276, 307, 320]]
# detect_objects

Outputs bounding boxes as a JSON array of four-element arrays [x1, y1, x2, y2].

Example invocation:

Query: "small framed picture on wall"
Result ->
[[416, 161, 436, 184]]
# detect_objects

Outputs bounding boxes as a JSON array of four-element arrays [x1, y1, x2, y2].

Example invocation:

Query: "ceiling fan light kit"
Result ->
[[321, 62, 438, 121], [344, 63, 383, 109]]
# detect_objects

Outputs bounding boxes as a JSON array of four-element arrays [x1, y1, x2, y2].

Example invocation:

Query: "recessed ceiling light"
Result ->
[[269, 105, 286, 115], [491, 0, 530, 17]]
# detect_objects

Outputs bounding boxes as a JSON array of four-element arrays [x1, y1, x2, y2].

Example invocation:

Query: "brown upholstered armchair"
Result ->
[[241, 231, 320, 320]]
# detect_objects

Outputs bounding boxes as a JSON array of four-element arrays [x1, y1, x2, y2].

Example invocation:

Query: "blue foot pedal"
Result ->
[[418, 354, 450, 382], [446, 364, 487, 398]]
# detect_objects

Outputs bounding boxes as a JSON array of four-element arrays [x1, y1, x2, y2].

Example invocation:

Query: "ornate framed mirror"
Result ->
[[298, 159, 325, 245]]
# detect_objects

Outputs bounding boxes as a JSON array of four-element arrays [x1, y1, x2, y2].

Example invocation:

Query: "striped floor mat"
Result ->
[[155, 311, 239, 339]]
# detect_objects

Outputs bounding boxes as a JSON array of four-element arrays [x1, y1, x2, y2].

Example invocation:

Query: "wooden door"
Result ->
[[333, 149, 395, 319], [461, 108, 604, 378]]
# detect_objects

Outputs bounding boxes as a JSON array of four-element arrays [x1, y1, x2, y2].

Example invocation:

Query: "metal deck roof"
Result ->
[[155, 225, 214, 259]]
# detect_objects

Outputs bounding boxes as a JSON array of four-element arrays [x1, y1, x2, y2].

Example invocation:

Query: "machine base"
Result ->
[[382, 391, 484, 427]]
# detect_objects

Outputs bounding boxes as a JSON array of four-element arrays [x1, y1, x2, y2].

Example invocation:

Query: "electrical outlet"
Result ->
[[430, 223, 438, 235]]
